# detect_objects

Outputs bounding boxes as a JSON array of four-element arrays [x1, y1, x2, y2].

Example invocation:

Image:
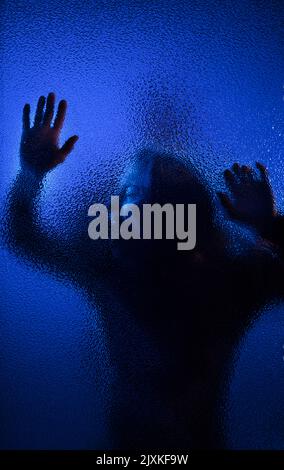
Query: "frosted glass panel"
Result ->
[[0, 0, 283, 449]]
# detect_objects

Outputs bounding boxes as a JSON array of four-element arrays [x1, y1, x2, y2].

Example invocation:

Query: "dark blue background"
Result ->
[[0, 0, 283, 449]]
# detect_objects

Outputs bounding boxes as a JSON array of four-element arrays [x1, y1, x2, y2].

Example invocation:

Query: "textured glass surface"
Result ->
[[0, 0, 283, 448]]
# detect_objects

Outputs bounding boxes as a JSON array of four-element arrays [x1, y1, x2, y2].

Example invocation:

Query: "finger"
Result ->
[[53, 99, 67, 131], [224, 169, 236, 188], [22, 104, 30, 131], [217, 192, 239, 220], [241, 165, 253, 181], [256, 162, 269, 183], [59, 135, 79, 158], [43, 92, 55, 126], [232, 162, 241, 176], [34, 95, 46, 127]]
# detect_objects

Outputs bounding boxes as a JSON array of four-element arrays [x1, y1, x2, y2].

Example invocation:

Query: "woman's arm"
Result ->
[[4, 92, 82, 278]]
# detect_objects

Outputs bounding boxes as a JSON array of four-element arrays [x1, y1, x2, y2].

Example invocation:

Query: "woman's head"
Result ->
[[113, 149, 218, 271]]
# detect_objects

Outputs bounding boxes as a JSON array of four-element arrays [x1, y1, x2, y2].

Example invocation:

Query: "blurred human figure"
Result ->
[[4, 93, 284, 449]]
